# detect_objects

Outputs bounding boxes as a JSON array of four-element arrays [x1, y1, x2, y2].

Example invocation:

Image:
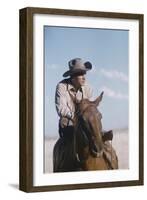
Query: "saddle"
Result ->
[[90, 130, 118, 169], [103, 141, 119, 169]]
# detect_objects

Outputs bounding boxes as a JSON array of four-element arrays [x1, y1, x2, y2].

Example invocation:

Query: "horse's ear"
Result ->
[[92, 91, 104, 107]]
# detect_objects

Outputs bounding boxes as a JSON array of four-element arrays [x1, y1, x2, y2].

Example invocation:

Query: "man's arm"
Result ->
[[55, 83, 74, 119]]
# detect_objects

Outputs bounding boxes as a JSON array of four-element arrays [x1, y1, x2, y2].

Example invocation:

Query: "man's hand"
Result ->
[[60, 117, 69, 128]]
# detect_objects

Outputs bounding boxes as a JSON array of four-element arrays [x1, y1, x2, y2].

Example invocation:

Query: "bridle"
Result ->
[[68, 90, 114, 169], [67, 89, 104, 160], [74, 103, 104, 160]]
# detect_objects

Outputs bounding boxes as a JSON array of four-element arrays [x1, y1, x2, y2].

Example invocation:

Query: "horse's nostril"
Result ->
[[90, 142, 104, 158], [90, 142, 98, 153]]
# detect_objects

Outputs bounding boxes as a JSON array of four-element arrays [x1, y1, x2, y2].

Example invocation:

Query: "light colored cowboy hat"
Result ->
[[63, 58, 92, 77]]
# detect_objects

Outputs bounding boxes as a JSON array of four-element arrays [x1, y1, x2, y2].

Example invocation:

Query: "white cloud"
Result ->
[[100, 86, 128, 100], [100, 69, 128, 82]]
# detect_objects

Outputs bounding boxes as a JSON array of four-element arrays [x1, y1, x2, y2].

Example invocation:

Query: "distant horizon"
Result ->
[[45, 127, 129, 140], [44, 26, 129, 138]]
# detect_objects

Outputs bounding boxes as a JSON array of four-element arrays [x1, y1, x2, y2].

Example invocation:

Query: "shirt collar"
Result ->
[[67, 79, 83, 92]]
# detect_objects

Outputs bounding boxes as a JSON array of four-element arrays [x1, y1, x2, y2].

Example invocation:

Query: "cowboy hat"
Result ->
[[63, 58, 92, 77]]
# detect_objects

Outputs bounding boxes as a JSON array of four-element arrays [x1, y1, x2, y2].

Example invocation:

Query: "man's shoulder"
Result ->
[[59, 78, 71, 84], [56, 78, 70, 89]]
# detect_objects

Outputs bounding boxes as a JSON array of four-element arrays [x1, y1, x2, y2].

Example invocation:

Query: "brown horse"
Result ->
[[53, 92, 118, 172]]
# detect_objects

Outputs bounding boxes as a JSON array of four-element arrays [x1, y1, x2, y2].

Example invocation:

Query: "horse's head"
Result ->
[[75, 92, 104, 157]]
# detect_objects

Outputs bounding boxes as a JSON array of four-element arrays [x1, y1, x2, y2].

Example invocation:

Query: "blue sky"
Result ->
[[44, 26, 128, 138]]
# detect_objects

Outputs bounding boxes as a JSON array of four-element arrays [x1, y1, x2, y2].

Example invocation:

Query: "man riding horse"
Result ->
[[54, 58, 114, 172]]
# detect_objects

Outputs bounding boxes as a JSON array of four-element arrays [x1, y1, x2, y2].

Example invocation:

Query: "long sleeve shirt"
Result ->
[[55, 78, 93, 126]]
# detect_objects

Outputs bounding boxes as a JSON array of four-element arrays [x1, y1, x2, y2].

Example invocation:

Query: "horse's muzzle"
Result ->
[[90, 142, 103, 157]]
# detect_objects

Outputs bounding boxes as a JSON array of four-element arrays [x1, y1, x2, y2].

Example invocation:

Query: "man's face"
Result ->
[[72, 72, 86, 88]]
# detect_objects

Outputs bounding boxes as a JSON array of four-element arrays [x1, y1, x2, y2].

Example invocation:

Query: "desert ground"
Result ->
[[44, 129, 129, 173]]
